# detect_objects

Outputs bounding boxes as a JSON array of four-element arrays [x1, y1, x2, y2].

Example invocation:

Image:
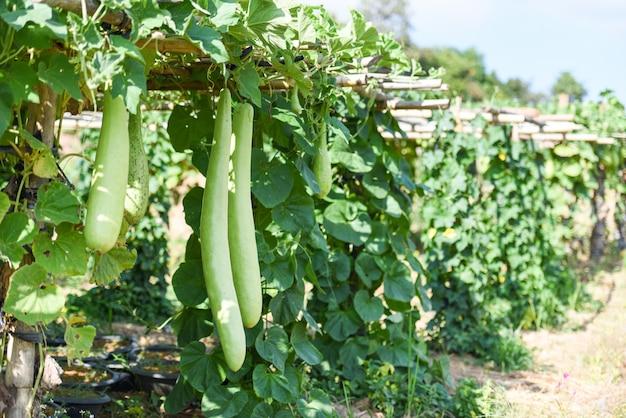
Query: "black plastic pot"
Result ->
[[59, 361, 125, 391], [103, 362, 135, 392], [128, 344, 181, 396], [131, 361, 179, 396], [51, 388, 111, 418], [128, 343, 180, 362], [48, 334, 137, 362]]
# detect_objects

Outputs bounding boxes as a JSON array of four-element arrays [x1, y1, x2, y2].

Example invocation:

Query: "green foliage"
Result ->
[[551, 71, 587, 101], [68, 110, 186, 326], [452, 378, 508, 418], [417, 120, 576, 363]]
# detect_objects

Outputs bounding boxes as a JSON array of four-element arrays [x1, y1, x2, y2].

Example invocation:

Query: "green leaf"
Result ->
[[251, 403, 274, 418], [5, 62, 40, 103], [563, 162, 582, 177], [236, 64, 261, 107], [111, 57, 146, 112], [323, 201, 372, 245], [37, 54, 80, 99], [269, 286, 304, 324], [171, 307, 213, 347], [553, 144, 578, 157], [64, 324, 96, 361], [33, 224, 89, 277], [172, 259, 207, 306], [0, 192, 10, 223], [246, 0, 289, 36], [362, 165, 389, 198], [271, 193, 315, 233], [354, 290, 384, 322], [34, 182, 81, 225], [1, 3, 66, 39], [4, 263, 64, 325], [255, 326, 289, 371], [252, 364, 299, 403], [180, 341, 223, 392], [91, 247, 137, 285], [0, 212, 36, 267], [251, 151, 294, 208], [164, 377, 196, 414], [383, 261, 414, 303], [187, 20, 228, 63], [32, 149, 57, 178], [263, 258, 294, 291], [201, 386, 249, 418], [296, 389, 334, 418], [183, 187, 204, 235], [290, 323, 322, 365], [167, 103, 213, 152], [324, 310, 360, 341], [355, 252, 382, 287], [210, 1, 240, 29]]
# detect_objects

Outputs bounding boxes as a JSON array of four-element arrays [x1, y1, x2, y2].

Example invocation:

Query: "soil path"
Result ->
[[450, 267, 626, 417]]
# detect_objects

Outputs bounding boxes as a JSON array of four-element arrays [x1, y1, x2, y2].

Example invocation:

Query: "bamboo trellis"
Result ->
[[387, 105, 624, 145]]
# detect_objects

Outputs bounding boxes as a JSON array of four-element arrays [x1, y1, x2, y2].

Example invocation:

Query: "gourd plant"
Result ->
[[415, 116, 576, 369], [540, 92, 626, 261], [0, 0, 448, 416], [164, 5, 449, 416]]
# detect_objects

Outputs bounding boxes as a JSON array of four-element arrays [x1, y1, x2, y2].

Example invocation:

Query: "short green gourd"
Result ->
[[85, 92, 129, 253]]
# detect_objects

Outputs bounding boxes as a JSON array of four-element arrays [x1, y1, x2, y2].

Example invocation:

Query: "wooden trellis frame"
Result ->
[[391, 105, 626, 145]]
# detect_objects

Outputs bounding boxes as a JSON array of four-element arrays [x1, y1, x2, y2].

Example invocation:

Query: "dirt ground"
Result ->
[[450, 266, 626, 418]]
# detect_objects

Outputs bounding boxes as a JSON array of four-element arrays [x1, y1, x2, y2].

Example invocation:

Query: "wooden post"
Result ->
[[590, 166, 608, 262], [557, 93, 570, 110], [4, 85, 56, 418], [4, 322, 37, 418]]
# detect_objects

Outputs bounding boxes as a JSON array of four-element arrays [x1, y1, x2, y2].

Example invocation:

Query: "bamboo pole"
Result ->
[[380, 131, 434, 140], [335, 74, 368, 87], [390, 109, 433, 118], [564, 133, 599, 141], [379, 79, 443, 91], [386, 99, 450, 110], [396, 122, 436, 133], [137, 35, 202, 55], [541, 122, 584, 133], [530, 133, 564, 141], [535, 114, 575, 122]]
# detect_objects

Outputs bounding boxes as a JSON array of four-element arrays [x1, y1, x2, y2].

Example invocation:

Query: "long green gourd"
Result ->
[[124, 107, 150, 226], [228, 103, 262, 328], [85, 92, 129, 253], [200, 89, 246, 371], [313, 123, 332, 198]]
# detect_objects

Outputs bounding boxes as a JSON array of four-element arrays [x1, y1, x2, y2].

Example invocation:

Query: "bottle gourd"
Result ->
[[199, 89, 246, 372], [228, 104, 262, 328], [85, 92, 129, 253]]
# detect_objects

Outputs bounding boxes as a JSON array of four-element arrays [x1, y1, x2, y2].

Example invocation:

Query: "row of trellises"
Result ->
[[0, 2, 456, 417], [383, 96, 625, 259], [377, 93, 625, 365]]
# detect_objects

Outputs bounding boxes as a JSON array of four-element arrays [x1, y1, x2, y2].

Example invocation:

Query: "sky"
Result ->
[[301, 0, 626, 102]]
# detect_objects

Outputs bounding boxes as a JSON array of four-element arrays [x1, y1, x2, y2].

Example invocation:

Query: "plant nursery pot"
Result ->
[[59, 360, 125, 391], [50, 387, 111, 418], [50, 334, 137, 363], [104, 362, 135, 392], [131, 360, 179, 396]]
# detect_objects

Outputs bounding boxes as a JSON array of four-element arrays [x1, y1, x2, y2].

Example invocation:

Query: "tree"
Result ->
[[551, 71, 587, 101], [360, 0, 412, 44]]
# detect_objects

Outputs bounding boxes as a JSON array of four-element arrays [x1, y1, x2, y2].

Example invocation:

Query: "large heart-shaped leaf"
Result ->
[[4, 263, 64, 325]]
